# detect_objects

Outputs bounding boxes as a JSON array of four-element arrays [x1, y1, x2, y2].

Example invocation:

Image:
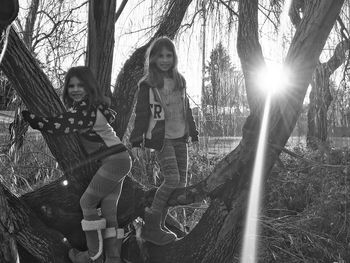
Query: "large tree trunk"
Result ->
[[307, 40, 350, 149], [307, 65, 333, 148], [0, 184, 20, 262], [87, 0, 116, 94]]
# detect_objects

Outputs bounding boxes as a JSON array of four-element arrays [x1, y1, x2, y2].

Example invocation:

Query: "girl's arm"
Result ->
[[185, 96, 199, 142], [22, 104, 97, 135], [129, 82, 150, 147], [181, 74, 199, 142]]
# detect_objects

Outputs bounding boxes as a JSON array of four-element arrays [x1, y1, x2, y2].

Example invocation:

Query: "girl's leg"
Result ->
[[142, 139, 179, 245], [80, 151, 131, 220], [161, 139, 188, 232], [99, 152, 130, 263], [100, 178, 125, 263], [173, 139, 188, 187], [152, 139, 180, 212], [71, 151, 130, 262]]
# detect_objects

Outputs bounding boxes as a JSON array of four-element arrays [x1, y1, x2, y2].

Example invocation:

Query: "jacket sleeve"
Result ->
[[22, 103, 96, 135], [129, 82, 150, 147], [186, 96, 199, 142]]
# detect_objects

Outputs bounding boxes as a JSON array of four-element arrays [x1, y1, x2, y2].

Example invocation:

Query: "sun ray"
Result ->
[[240, 1, 293, 262]]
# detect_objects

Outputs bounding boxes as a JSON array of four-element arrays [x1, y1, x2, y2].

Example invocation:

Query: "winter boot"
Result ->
[[103, 227, 124, 263], [68, 218, 106, 263], [141, 207, 176, 245], [68, 249, 89, 263]]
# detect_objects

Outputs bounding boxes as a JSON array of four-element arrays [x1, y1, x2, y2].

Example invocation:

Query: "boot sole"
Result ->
[[68, 248, 89, 263], [141, 233, 176, 246]]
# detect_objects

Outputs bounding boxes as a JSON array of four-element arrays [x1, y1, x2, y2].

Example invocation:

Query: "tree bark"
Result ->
[[237, 0, 265, 113], [307, 39, 350, 148], [87, 0, 116, 95], [22, 0, 39, 50], [0, 184, 20, 263]]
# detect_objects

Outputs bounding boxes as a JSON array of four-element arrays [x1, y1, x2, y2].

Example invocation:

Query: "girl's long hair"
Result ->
[[62, 66, 109, 108], [141, 36, 185, 90]]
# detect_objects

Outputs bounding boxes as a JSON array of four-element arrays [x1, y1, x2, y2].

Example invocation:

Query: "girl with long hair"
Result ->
[[130, 37, 199, 245], [23, 66, 131, 263]]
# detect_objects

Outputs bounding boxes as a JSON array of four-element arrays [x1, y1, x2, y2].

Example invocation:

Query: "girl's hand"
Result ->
[[21, 110, 32, 122], [192, 141, 199, 154], [21, 110, 40, 130]]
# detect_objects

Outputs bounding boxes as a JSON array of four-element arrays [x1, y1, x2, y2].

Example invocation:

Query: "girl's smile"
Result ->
[[155, 47, 174, 72], [68, 76, 86, 102]]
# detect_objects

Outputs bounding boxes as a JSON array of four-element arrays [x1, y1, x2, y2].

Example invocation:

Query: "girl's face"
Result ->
[[67, 76, 86, 102], [155, 47, 174, 73]]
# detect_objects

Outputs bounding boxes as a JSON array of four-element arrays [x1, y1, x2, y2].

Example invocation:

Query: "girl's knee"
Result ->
[[79, 194, 101, 220], [163, 177, 180, 188], [79, 194, 88, 210], [79, 192, 97, 211]]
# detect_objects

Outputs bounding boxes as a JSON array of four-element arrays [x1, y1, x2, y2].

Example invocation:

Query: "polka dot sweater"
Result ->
[[24, 99, 122, 154]]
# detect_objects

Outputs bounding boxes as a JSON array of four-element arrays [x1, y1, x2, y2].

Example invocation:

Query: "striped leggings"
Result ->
[[80, 150, 131, 228], [151, 138, 188, 212]]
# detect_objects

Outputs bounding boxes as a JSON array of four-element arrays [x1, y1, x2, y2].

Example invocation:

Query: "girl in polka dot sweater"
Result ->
[[22, 66, 131, 263]]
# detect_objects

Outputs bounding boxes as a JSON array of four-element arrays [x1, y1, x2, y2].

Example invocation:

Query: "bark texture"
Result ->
[[307, 40, 350, 148], [87, 0, 116, 95]]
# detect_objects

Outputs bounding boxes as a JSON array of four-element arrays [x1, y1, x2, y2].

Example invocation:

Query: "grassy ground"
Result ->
[[261, 146, 349, 262]]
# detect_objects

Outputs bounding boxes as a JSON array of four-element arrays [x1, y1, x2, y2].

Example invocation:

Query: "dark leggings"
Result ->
[[80, 151, 131, 227]]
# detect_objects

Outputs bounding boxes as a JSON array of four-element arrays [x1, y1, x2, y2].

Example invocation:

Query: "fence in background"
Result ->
[[199, 136, 350, 155], [1, 118, 350, 156]]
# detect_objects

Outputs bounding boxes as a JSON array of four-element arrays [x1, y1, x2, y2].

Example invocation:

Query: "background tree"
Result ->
[[306, 30, 350, 149], [331, 79, 350, 127], [202, 42, 246, 136], [289, 1, 350, 149]]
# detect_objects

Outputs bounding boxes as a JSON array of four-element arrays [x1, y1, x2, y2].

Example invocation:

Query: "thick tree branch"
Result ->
[[87, 0, 116, 93], [115, 0, 128, 23], [325, 39, 350, 73], [237, 0, 265, 113]]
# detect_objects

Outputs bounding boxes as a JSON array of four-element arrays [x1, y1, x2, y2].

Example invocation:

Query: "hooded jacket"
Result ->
[[130, 78, 199, 151]]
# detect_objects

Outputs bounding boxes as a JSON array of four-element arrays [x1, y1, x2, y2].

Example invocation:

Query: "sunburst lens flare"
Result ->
[[256, 63, 290, 95]]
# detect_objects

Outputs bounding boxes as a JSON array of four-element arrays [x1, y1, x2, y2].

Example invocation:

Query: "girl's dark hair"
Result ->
[[141, 36, 185, 90], [62, 66, 109, 108]]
